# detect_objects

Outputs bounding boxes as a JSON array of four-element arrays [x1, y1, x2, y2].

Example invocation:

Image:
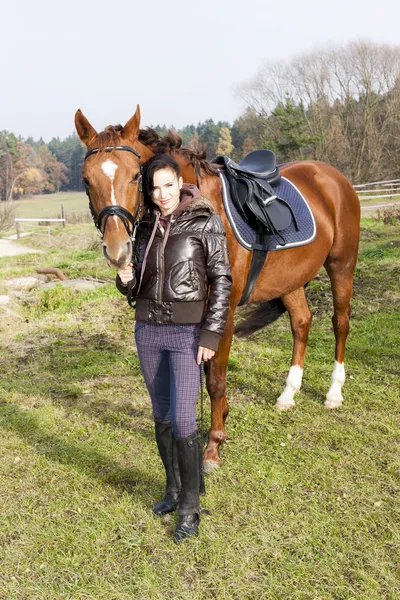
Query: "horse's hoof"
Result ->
[[203, 460, 221, 474], [324, 397, 343, 409], [275, 400, 295, 412]]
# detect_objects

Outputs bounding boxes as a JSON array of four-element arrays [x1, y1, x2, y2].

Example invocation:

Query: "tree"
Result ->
[[49, 134, 85, 191], [216, 127, 234, 156], [241, 137, 257, 158], [37, 146, 69, 193], [237, 40, 400, 180], [0, 132, 19, 201], [268, 96, 319, 162], [179, 125, 196, 147], [197, 119, 220, 159]]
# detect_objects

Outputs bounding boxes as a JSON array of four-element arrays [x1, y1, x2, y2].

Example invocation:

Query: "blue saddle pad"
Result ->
[[220, 172, 316, 251]]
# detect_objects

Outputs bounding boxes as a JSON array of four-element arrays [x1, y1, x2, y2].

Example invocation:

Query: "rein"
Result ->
[[84, 145, 143, 242]]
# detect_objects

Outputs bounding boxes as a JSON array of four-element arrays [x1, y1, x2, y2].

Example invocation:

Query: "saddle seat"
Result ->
[[227, 150, 281, 187]]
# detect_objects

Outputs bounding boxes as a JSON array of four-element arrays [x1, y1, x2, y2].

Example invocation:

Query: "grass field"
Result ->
[[12, 192, 88, 219], [0, 216, 399, 599]]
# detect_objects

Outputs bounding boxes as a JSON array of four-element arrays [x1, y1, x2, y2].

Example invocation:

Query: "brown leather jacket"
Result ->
[[116, 185, 232, 351]]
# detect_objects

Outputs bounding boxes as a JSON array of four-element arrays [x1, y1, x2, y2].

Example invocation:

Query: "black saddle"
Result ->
[[213, 150, 298, 244], [227, 150, 281, 186]]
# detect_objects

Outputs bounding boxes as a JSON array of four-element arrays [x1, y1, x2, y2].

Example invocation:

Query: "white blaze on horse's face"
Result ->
[[101, 159, 118, 205]]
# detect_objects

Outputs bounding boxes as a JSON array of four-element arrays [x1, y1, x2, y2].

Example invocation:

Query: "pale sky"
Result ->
[[1, 0, 399, 142]]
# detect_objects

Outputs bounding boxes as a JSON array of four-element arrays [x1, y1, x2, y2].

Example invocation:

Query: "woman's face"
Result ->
[[151, 167, 183, 216]]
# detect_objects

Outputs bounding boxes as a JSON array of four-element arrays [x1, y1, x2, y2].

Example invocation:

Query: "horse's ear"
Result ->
[[122, 105, 141, 143], [75, 110, 98, 147]]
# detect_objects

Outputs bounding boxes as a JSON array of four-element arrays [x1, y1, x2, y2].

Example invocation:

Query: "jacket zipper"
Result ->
[[158, 227, 164, 303]]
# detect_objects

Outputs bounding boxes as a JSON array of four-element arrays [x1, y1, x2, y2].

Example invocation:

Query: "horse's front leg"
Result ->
[[202, 313, 234, 473]]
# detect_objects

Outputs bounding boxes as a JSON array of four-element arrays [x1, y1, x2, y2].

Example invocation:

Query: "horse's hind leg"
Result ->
[[323, 260, 355, 409], [276, 287, 312, 411]]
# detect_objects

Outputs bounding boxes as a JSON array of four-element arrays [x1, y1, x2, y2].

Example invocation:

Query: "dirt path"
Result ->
[[0, 237, 42, 258], [361, 201, 398, 211]]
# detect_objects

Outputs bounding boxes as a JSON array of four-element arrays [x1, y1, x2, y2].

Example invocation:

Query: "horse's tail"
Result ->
[[234, 297, 286, 337]]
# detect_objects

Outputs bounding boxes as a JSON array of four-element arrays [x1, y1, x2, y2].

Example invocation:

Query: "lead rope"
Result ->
[[199, 358, 206, 495]]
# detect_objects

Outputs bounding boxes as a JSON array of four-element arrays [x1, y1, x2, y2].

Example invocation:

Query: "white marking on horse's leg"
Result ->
[[324, 361, 345, 409], [275, 365, 303, 411], [202, 461, 220, 474], [101, 159, 118, 204]]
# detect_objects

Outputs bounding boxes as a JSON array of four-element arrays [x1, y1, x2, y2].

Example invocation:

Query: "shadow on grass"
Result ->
[[1, 327, 155, 440], [0, 401, 159, 506]]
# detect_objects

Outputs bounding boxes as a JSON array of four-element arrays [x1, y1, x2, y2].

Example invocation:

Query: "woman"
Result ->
[[116, 154, 232, 542]]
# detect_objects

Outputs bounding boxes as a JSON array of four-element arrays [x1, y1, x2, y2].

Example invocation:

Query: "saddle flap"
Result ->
[[246, 195, 293, 233]]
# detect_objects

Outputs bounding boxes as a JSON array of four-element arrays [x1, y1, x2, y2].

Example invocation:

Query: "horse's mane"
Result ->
[[96, 125, 123, 150], [97, 125, 218, 175], [139, 127, 220, 176]]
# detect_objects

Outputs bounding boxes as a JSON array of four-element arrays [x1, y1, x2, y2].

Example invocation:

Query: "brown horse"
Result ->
[[75, 106, 360, 471]]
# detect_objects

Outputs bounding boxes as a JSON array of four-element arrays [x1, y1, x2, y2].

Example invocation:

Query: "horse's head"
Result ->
[[75, 106, 154, 268]]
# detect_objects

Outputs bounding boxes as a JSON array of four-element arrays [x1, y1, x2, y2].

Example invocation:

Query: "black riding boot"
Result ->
[[174, 431, 201, 543], [153, 421, 181, 516]]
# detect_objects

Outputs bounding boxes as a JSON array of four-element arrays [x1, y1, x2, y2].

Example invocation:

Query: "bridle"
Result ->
[[83, 145, 143, 243]]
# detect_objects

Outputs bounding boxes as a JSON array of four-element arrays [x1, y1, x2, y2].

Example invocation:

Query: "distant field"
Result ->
[[13, 192, 88, 219]]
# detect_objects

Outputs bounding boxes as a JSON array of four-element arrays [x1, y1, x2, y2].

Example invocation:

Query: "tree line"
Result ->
[[1, 40, 399, 201]]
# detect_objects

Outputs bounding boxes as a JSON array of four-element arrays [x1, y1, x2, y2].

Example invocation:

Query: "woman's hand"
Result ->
[[117, 263, 134, 285], [197, 346, 215, 365]]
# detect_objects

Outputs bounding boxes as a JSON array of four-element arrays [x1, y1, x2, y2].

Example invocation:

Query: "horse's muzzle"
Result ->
[[102, 240, 132, 269]]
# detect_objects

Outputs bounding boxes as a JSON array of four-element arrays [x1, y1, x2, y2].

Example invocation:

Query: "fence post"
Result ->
[[16, 221, 20, 239], [61, 203, 66, 227]]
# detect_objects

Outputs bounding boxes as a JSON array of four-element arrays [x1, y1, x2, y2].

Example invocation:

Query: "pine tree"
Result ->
[[270, 96, 319, 161], [197, 120, 220, 159]]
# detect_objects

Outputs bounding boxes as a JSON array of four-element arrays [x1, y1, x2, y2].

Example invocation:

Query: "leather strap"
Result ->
[[85, 145, 141, 160], [239, 243, 269, 306]]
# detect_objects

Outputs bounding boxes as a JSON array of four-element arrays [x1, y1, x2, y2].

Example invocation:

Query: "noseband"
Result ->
[[83, 145, 143, 242]]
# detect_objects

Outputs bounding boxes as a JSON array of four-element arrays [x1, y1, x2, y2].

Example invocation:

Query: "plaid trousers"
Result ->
[[134, 321, 201, 439]]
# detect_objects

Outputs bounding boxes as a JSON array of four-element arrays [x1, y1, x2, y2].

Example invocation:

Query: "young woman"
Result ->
[[116, 154, 232, 542]]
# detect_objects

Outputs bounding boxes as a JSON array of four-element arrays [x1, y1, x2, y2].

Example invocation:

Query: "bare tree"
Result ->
[[236, 40, 400, 182]]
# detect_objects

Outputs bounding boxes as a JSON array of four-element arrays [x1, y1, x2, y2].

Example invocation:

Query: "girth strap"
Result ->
[[239, 235, 269, 305]]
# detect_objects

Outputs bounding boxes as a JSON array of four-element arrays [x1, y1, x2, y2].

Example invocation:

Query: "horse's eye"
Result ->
[[131, 173, 139, 183], [83, 177, 90, 187]]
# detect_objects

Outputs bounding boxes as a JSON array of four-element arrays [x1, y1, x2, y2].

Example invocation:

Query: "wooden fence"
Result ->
[[15, 218, 66, 239], [353, 178, 400, 202], [14, 203, 67, 238]]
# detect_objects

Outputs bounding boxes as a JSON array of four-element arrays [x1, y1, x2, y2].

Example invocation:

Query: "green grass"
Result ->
[[0, 218, 399, 599]]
